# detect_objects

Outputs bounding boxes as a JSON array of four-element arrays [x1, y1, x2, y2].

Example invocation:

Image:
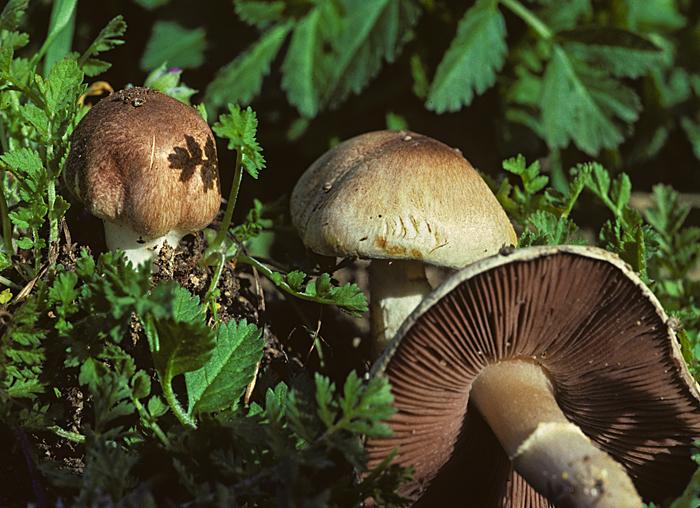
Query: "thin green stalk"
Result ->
[[204, 252, 225, 319], [500, 0, 552, 40], [0, 274, 20, 289], [160, 368, 197, 430], [132, 396, 171, 448], [237, 254, 337, 307], [48, 425, 85, 443], [0, 172, 13, 257], [210, 149, 243, 254]]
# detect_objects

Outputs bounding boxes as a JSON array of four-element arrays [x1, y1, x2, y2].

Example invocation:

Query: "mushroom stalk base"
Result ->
[[369, 260, 432, 358], [470, 360, 642, 508], [103, 221, 184, 267]]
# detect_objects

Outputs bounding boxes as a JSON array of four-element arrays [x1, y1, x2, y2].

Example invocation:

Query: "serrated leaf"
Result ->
[[539, 0, 591, 31], [41, 57, 84, 116], [140, 21, 206, 71], [286, 270, 306, 291], [325, 0, 420, 108], [329, 282, 369, 316], [212, 104, 266, 178], [185, 320, 264, 414], [315, 373, 336, 427], [560, 28, 663, 78], [79, 15, 126, 77], [205, 22, 291, 111], [682, 116, 700, 161], [281, 3, 339, 117], [151, 319, 216, 380], [540, 46, 641, 155], [427, 0, 506, 113], [0, 0, 28, 32], [234, 0, 285, 29], [0, 288, 13, 304], [19, 103, 49, 138], [0, 147, 44, 178]]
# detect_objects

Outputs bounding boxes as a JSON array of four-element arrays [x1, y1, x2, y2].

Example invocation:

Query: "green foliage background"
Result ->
[[1, 0, 700, 506]]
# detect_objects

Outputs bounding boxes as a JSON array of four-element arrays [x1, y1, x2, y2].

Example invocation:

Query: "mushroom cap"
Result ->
[[367, 245, 700, 504], [290, 130, 516, 268], [64, 87, 220, 238]]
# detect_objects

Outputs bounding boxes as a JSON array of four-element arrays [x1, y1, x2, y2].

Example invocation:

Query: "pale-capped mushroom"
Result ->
[[290, 130, 516, 355]]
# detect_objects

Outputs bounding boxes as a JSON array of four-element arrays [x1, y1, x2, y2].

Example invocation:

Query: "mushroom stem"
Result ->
[[103, 221, 184, 267], [369, 259, 432, 357], [470, 360, 642, 507]]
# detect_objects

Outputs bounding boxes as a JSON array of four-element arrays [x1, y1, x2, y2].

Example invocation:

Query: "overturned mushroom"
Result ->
[[290, 130, 516, 355], [64, 87, 220, 266], [367, 245, 700, 507]]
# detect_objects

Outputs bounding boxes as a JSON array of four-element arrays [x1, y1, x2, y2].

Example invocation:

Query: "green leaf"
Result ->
[[281, 3, 339, 117], [385, 112, 408, 131], [78, 15, 127, 77], [185, 320, 264, 414], [559, 28, 663, 78], [41, 57, 84, 118], [0, 288, 12, 304], [624, 0, 685, 32], [286, 270, 306, 292], [133, 0, 171, 9], [205, 22, 291, 111], [682, 116, 700, 162], [38, 0, 76, 66], [325, 0, 420, 108], [212, 105, 266, 178], [0, 147, 44, 180], [0, 0, 28, 32], [540, 46, 641, 155], [151, 319, 216, 380], [43, 0, 76, 73], [143, 63, 196, 104], [426, 0, 506, 112], [234, 0, 285, 29], [140, 20, 206, 71]]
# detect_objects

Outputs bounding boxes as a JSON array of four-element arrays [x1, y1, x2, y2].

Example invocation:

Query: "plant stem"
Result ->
[[161, 367, 197, 430], [0, 172, 14, 258], [0, 274, 20, 289], [48, 425, 85, 443], [204, 252, 225, 319], [237, 254, 339, 307], [209, 148, 243, 255], [132, 396, 171, 448], [500, 0, 552, 40]]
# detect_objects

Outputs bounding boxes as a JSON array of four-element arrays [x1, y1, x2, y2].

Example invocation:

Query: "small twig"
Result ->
[[244, 361, 260, 404]]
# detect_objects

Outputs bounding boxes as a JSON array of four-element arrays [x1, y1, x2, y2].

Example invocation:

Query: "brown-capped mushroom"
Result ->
[[64, 87, 220, 265], [290, 130, 516, 355], [367, 245, 700, 507]]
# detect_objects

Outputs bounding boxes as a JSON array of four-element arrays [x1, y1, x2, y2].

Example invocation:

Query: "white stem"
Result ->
[[471, 360, 642, 507], [103, 221, 184, 267], [369, 260, 432, 357]]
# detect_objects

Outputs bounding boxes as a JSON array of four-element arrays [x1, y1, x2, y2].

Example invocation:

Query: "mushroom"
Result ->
[[64, 87, 220, 266], [367, 245, 700, 507], [290, 130, 516, 355]]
